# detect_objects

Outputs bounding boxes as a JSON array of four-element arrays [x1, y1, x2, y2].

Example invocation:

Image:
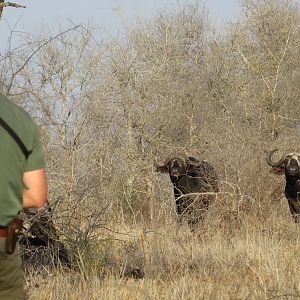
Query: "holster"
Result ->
[[5, 217, 23, 255]]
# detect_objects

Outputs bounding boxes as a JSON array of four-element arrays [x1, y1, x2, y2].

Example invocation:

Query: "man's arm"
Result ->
[[22, 168, 47, 208]]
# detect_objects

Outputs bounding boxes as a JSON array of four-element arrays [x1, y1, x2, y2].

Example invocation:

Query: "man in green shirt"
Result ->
[[0, 95, 47, 299]]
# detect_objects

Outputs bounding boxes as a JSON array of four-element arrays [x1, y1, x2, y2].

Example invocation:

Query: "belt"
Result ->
[[0, 227, 8, 237]]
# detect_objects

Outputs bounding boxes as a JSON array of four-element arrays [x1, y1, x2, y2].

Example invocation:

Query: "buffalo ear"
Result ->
[[270, 166, 285, 175], [155, 165, 169, 173]]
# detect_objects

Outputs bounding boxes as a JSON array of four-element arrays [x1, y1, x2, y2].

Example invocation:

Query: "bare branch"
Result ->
[[0, 1, 26, 19], [6, 24, 83, 94]]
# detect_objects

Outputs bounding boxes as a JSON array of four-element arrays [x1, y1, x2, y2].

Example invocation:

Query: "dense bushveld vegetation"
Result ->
[[2, 0, 300, 298]]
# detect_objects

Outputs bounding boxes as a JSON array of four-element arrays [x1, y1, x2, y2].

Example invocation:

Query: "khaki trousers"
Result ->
[[0, 238, 24, 300]]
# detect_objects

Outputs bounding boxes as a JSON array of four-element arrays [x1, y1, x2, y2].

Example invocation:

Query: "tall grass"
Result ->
[[26, 202, 300, 299]]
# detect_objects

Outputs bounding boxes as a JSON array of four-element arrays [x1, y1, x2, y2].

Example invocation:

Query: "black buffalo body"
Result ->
[[19, 205, 71, 269], [156, 156, 219, 229], [267, 149, 300, 222]]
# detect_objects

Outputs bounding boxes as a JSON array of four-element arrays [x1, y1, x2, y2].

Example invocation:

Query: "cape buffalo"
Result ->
[[156, 156, 219, 230], [267, 149, 300, 222], [19, 205, 71, 269]]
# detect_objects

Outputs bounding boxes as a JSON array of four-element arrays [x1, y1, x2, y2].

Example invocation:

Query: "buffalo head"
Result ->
[[267, 149, 300, 177], [156, 157, 187, 178]]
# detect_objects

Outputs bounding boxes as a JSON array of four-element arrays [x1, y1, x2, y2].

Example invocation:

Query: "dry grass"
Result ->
[[26, 201, 300, 300]]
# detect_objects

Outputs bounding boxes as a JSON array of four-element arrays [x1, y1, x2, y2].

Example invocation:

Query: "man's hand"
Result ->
[[22, 168, 47, 208]]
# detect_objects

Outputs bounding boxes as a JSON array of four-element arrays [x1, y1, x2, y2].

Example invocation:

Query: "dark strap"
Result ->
[[0, 116, 32, 159]]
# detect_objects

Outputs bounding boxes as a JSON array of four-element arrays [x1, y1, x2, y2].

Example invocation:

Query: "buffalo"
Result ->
[[19, 205, 71, 269], [267, 149, 300, 222], [156, 156, 219, 230]]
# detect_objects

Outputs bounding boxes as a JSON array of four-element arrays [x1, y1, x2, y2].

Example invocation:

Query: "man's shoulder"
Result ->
[[0, 95, 36, 128], [0, 94, 31, 117], [0, 95, 45, 169]]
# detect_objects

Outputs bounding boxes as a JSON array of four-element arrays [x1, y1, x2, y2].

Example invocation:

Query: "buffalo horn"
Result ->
[[266, 149, 286, 167]]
